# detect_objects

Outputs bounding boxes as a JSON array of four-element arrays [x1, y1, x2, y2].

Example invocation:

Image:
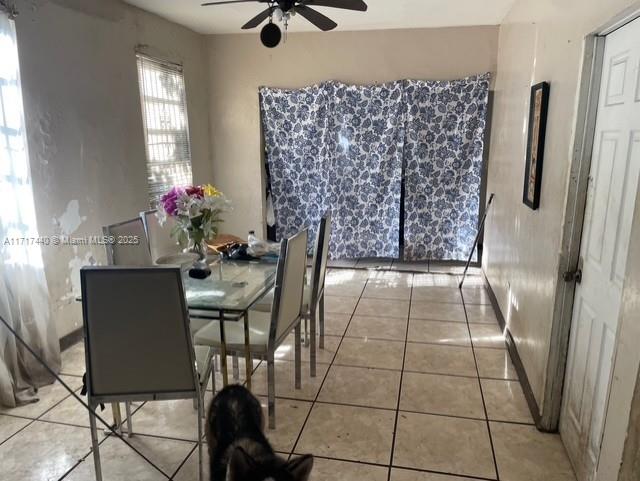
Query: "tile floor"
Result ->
[[0, 268, 576, 481]]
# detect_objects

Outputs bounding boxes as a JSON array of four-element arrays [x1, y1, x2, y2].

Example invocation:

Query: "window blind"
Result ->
[[136, 54, 192, 205]]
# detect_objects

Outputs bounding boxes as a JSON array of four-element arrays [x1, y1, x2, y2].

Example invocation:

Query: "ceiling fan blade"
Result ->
[[201, 0, 260, 6], [301, 0, 367, 11], [242, 7, 272, 29], [296, 5, 337, 31]]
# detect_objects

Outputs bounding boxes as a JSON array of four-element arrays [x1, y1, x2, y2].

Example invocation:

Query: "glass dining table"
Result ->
[[184, 258, 278, 388]]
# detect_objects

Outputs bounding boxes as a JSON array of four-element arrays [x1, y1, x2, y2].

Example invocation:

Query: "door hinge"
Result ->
[[563, 268, 582, 284]]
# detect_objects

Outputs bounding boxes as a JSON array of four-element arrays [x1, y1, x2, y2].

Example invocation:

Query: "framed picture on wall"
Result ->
[[523, 81, 550, 210]]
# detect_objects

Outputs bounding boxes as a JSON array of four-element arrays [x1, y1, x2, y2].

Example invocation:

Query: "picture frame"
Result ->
[[523, 81, 550, 210]]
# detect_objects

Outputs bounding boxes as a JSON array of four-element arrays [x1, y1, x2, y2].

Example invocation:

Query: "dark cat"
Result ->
[[206, 385, 313, 481]]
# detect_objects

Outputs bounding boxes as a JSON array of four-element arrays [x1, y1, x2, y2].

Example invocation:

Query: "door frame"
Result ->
[[542, 0, 640, 450]]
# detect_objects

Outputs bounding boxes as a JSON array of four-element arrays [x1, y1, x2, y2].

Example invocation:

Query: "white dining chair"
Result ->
[[193, 229, 309, 429], [253, 213, 331, 377], [81, 266, 207, 481], [103, 217, 153, 266], [101, 217, 214, 422], [140, 209, 185, 264]]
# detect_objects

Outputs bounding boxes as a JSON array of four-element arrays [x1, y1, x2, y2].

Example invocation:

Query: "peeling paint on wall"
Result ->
[[60, 248, 97, 301], [53, 199, 86, 235]]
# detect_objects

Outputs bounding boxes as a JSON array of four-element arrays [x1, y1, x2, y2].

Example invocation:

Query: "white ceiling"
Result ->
[[124, 0, 516, 35]]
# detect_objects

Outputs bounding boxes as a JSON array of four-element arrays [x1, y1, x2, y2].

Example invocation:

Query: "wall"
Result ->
[[482, 0, 640, 413], [620, 369, 640, 480], [13, 0, 213, 338], [206, 26, 499, 237]]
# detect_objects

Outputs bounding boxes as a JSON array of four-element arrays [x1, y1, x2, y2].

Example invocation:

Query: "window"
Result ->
[[136, 54, 192, 205], [0, 13, 44, 268]]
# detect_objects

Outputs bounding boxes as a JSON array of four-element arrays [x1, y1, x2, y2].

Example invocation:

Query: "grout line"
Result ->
[[386, 272, 413, 481], [33, 418, 92, 430], [390, 464, 498, 481], [460, 288, 501, 480], [0, 412, 39, 421], [266, 396, 535, 426], [288, 452, 498, 481], [245, 358, 518, 382], [0, 418, 36, 448], [171, 442, 199, 479], [56, 460, 85, 481], [288, 277, 372, 460]]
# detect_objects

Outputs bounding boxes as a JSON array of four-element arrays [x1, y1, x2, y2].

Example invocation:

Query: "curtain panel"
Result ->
[[0, 14, 60, 408], [403, 74, 491, 260], [260, 84, 331, 249], [260, 74, 490, 261], [261, 81, 404, 259], [327, 81, 403, 259]]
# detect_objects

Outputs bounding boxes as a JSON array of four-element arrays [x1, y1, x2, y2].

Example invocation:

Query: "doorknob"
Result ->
[[563, 269, 582, 284], [563, 258, 583, 284]]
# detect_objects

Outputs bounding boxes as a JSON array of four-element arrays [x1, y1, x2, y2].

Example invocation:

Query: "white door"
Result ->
[[560, 17, 640, 481]]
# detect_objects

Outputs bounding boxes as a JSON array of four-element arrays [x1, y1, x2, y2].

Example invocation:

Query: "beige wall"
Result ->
[[482, 0, 640, 412], [620, 370, 640, 480], [206, 26, 499, 237], [14, 0, 213, 338]]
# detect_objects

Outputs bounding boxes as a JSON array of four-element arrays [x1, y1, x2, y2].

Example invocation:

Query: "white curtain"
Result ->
[[0, 12, 60, 408]]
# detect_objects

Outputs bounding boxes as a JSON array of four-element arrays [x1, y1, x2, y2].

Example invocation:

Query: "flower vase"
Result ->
[[188, 239, 211, 279]]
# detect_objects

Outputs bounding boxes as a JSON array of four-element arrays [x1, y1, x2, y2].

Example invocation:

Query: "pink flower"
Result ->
[[161, 186, 184, 216]]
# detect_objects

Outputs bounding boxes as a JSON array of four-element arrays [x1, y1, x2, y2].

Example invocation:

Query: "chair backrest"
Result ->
[[140, 210, 180, 262], [270, 229, 308, 344], [309, 213, 332, 306], [103, 218, 153, 266], [80, 266, 198, 403]]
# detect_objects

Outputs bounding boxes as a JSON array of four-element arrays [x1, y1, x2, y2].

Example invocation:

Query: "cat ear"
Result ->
[[286, 454, 314, 481], [228, 446, 255, 480]]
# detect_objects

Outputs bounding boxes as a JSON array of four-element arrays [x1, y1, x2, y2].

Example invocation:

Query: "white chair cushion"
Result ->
[[252, 284, 310, 313], [193, 310, 271, 354]]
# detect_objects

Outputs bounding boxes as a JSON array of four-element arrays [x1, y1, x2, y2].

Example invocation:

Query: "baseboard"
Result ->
[[59, 327, 83, 352], [482, 271, 545, 429]]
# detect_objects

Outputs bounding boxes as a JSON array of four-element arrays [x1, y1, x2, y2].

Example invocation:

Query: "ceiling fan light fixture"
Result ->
[[261, 22, 282, 48], [273, 7, 284, 22]]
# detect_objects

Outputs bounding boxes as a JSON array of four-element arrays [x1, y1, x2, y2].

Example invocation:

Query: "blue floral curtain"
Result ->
[[260, 74, 490, 261], [260, 84, 331, 249], [327, 82, 404, 259], [403, 74, 490, 261]]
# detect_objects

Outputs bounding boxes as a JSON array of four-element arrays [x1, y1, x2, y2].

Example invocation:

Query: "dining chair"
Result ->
[[102, 217, 215, 421], [103, 217, 153, 266], [253, 213, 332, 377], [80, 266, 207, 481], [140, 210, 223, 326], [140, 209, 182, 264], [193, 229, 309, 429]]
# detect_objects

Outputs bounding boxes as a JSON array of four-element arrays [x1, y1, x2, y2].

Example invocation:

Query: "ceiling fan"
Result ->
[[201, 0, 368, 47]]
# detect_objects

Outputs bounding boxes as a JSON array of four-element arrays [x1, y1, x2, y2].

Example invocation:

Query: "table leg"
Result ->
[[232, 355, 240, 381], [112, 402, 123, 434], [219, 310, 229, 387], [243, 311, 252, 390]]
